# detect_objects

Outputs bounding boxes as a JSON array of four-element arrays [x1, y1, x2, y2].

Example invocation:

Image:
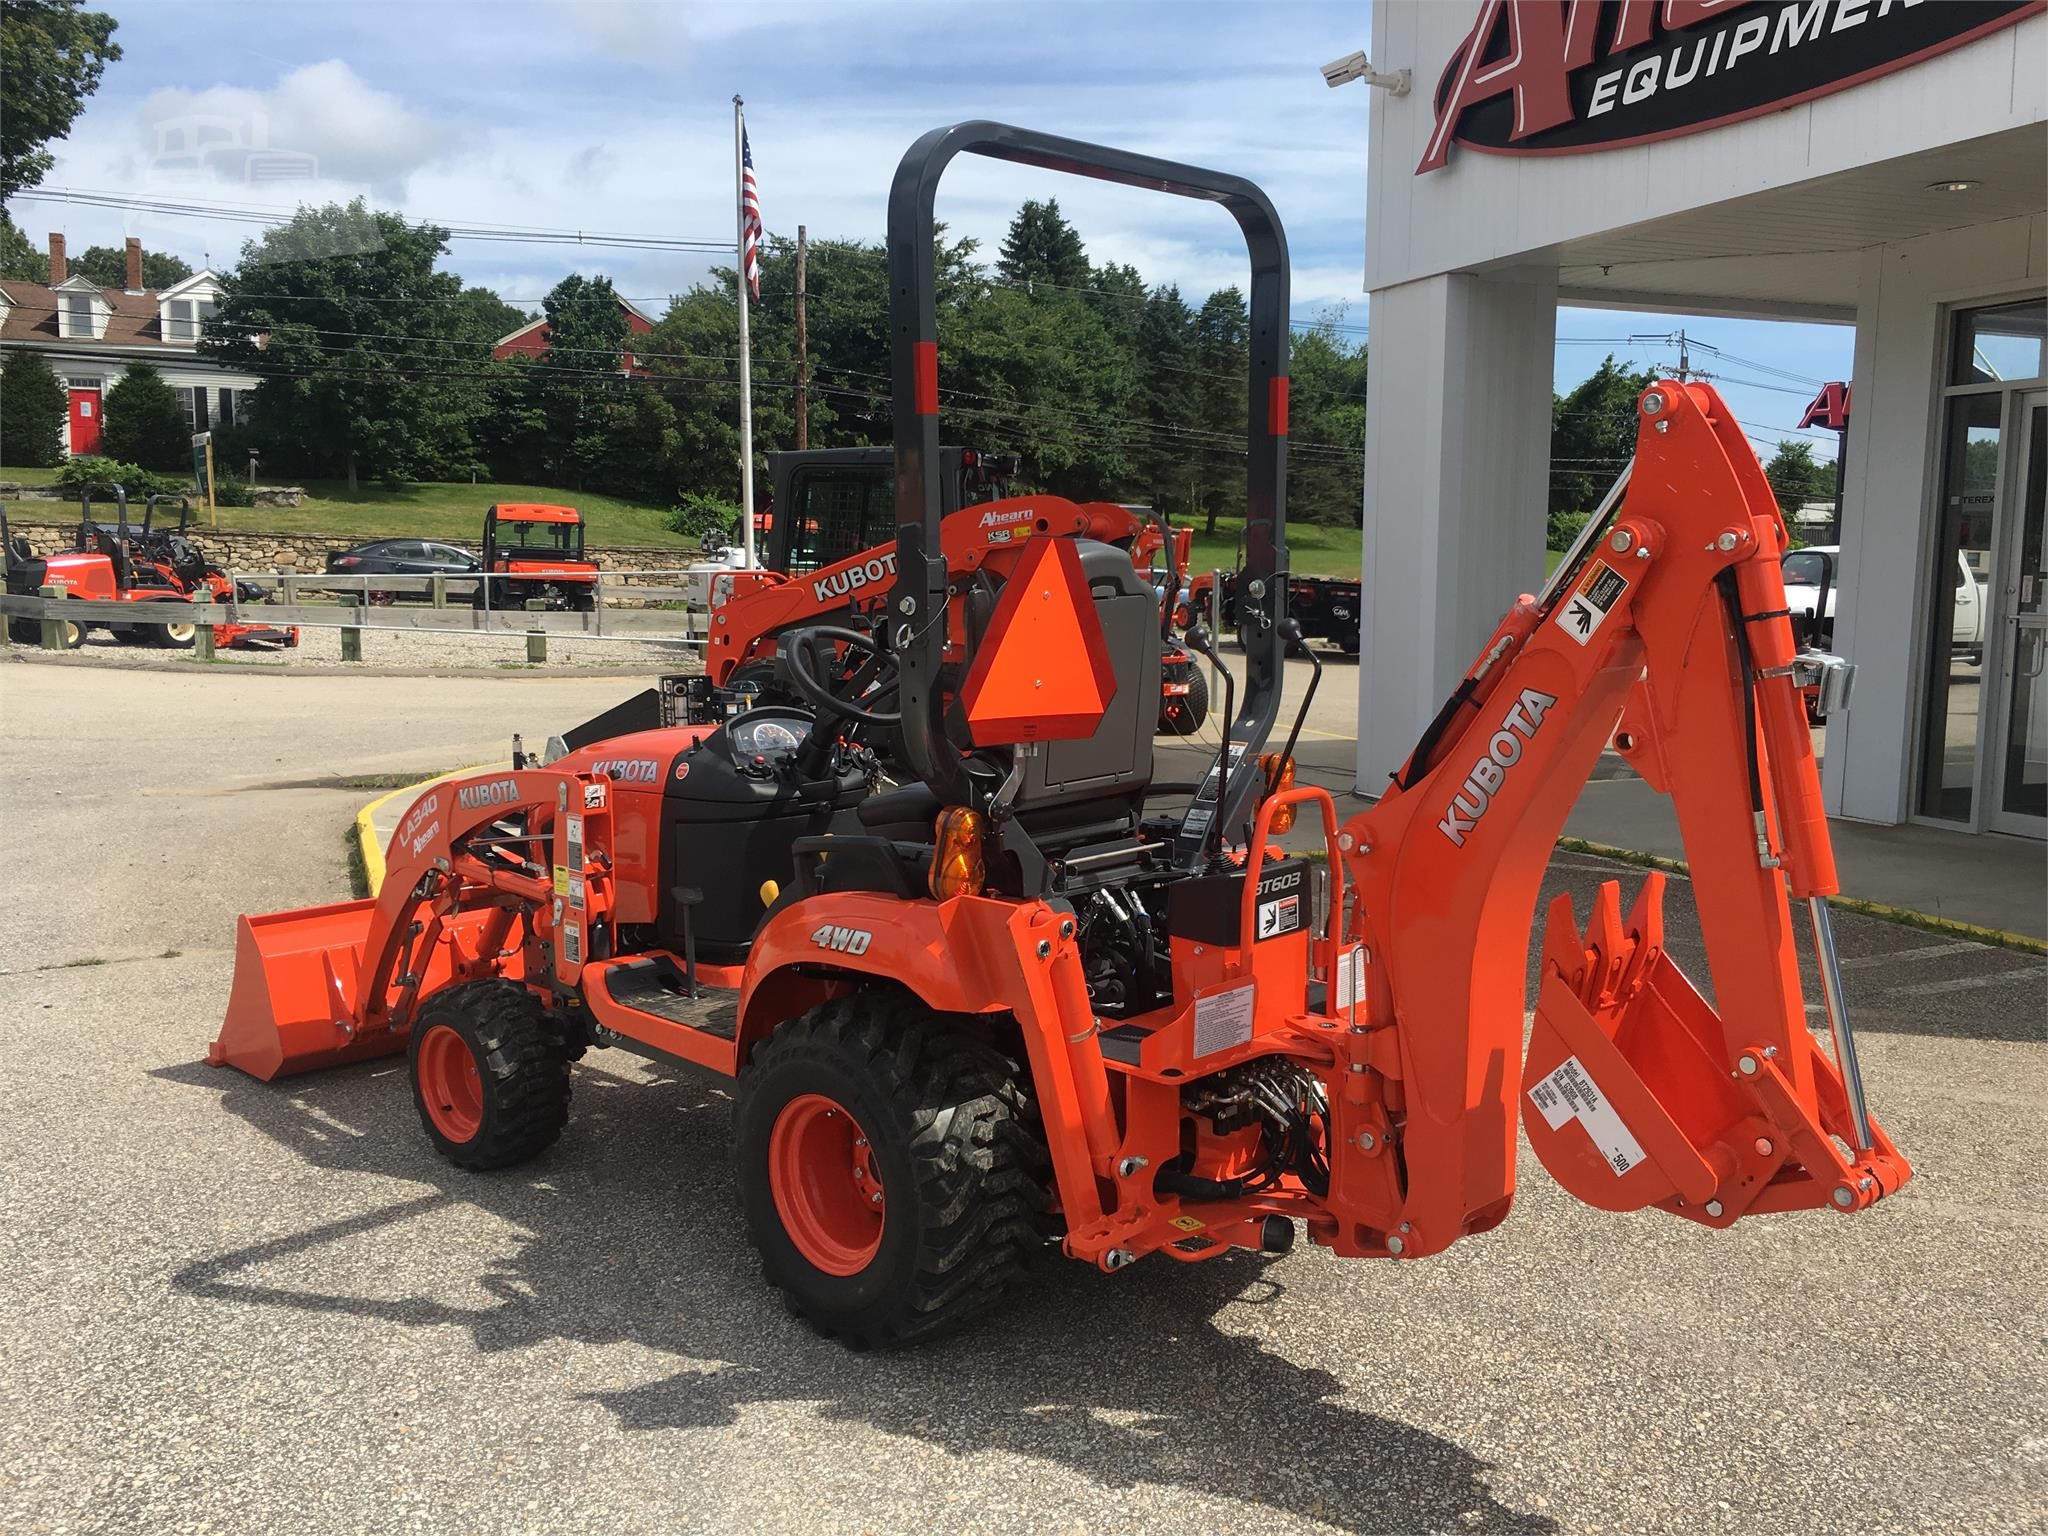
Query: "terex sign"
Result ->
[[1419, 0, 2043, 174]]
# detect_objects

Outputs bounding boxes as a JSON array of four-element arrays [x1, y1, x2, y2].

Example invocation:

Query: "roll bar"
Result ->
[[887, 121, 1290, 821]]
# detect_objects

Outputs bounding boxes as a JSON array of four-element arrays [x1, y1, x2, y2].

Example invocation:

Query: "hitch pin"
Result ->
[[1807, 896, 1873, 1153]]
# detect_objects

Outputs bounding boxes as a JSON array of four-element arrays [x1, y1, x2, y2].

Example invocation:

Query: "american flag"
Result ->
[[740, 129, 762, 304]]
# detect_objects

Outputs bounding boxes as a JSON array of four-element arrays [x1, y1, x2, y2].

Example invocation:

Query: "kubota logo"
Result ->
[[457, 778, 522, 810], [813, 553, 895, 605], [589, 757, 659, 784], [1437, 689, 1557, 847]]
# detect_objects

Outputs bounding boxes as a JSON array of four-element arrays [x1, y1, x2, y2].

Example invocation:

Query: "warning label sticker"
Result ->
[[1256, 891, 1301, 941], [1527, 1055, 1647, 1177], [1556, 560, 1629, 647], [1193, 983, 1255, 1057], [1334, 944, 1368, 1013]]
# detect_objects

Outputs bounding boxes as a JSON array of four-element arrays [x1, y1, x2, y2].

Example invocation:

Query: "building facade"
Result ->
[[0, 234, 261, 459], [1358, 0, 2046, 840]]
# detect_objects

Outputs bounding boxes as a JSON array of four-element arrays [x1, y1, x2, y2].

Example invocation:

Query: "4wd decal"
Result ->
[[811, 924, 873, 956], [457, 778, 521, 811], [812, 553, 896, 606], [1437, 688, 1557, 847]]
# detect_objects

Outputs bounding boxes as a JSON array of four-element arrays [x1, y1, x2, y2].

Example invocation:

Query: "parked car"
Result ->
[[1782, 544, 1984, 661], [325, 539, 481, 604]]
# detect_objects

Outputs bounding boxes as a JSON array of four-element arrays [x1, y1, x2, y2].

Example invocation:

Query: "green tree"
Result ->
[[0, 0, 121, 201], [1, 348, 66, 465], [1192, 286, 1249, 533], [101, 361, 187, 468], [1287, 315, 1368, 528], [1763, 438, 1833, 515], [0, 212, 47, 281], [1132, 283, 1198, 521], [199, 200, 491, 490], [1550, 355, 1657, 542], [996, 199, 1089, 290], [70, 244, 194, 289]]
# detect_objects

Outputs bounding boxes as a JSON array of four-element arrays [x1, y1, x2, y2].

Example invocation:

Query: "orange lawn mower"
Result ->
[[3, 489, 298, 651], [212, 124, 1908, 1349]]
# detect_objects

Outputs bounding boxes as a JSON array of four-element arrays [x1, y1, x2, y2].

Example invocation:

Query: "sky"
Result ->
[[14, 0, 1851, 462]]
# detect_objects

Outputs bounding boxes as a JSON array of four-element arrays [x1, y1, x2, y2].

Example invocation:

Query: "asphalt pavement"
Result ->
[[2, 653, 2044, 1536]]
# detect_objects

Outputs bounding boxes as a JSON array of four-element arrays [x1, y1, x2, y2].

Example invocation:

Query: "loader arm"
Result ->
[[1333, 381, 1909, 1257], [707, 492, 1154, 685]]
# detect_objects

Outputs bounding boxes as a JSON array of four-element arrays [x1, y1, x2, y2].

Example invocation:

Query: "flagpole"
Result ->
[[733, 93, 757, 568]]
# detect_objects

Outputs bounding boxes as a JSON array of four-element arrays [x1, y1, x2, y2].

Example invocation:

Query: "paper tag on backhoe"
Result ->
[[1528, 1056, 1646, 1176], [1555, 561, 1628, 647]]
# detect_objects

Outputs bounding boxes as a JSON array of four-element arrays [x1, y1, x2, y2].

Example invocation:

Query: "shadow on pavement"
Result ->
[[157, 1055, 1556, 1536]]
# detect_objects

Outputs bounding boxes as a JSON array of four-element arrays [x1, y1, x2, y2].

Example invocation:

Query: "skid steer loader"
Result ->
[[212, 123, 1907, 1349]]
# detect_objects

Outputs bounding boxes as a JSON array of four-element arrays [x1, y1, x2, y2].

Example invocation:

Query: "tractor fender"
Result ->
[[735, 890, 1056, 1065]]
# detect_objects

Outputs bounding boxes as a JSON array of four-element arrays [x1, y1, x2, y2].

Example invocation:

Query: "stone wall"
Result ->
[[4, 515, 693, 574]]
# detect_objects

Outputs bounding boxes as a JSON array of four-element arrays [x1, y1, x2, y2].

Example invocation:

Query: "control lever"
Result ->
[[1181, 622, 1237, 866]]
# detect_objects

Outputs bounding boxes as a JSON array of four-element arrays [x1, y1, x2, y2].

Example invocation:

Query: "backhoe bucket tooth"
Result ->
[[1523, 877, 1904, 1223], [208, 899, 395, 1081]]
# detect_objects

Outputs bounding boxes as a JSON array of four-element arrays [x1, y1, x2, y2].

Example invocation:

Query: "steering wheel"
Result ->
[[780, 623, 902, 727]]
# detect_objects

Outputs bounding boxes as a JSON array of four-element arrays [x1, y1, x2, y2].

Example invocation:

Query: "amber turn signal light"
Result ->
[[1258, 752, 1297, 834], [929, 806, 987, 900]]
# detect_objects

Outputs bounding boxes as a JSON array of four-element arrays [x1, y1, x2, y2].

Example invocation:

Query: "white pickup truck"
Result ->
[[1782, 545, 1985, 662]]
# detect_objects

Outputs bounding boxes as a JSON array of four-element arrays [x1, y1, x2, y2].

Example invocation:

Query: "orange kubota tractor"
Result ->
[[703, 445, 1209, 736], [212, 124, 1907, 1349], [3, 489, 298, 650]]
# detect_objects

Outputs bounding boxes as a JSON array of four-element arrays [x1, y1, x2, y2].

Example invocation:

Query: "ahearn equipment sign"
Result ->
[[1419, 0, 2043, 174]]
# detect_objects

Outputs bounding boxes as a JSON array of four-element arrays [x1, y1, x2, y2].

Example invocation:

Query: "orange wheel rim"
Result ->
[[417, 1024, 484, 1142], [767, 1093, 884, 1275]]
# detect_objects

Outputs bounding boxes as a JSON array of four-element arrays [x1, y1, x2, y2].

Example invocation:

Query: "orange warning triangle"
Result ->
[[959, 536, 1118, 745]]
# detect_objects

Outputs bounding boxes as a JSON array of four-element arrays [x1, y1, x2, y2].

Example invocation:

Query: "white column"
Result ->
[[1356, 267, 1557, 790]]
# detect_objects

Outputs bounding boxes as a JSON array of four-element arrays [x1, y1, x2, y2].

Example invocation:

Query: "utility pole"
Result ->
[[795, 224, 808, 452], [1674, 328, 1692, 383]]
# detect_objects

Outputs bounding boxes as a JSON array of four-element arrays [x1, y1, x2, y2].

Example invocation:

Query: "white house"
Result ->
[[0, 234, 261, 458]]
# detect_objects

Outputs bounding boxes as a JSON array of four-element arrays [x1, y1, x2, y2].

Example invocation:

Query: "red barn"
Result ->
[[493, 295, 655, 374]]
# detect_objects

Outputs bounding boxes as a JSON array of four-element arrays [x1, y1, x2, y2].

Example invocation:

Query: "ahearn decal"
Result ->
[[812, 552, 897, 605], [1419, 0, 2041, 174], [1437, 688, 1557, 847], [979, 505, 1035, 529]]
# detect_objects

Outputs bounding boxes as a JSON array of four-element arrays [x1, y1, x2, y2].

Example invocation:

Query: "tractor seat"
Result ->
[[858, 540, 1161, 855], [93, 528, 134, 591], [7, 535, 30, 566]]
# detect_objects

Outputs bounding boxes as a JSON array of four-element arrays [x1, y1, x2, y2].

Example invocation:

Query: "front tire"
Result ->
[[150, 611, 198, 650], [407, 979, 572, 1170], [733, 992, 1049, 1349]]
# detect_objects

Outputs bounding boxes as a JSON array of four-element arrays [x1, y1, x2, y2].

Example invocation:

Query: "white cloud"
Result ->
[[136, 61, 456, 196]]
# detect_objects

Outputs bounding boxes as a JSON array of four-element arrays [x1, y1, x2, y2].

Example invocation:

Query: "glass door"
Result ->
[[1989, 393, 2047, 836]]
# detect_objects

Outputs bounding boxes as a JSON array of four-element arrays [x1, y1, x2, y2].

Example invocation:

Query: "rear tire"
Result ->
[[1157, 665, 1209, 735], [733, 992, 1050, 1349], [150, 612, 198, 650], [407, 979, 571, 1170]]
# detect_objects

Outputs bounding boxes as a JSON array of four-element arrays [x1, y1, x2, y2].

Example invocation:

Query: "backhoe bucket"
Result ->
[[209, 899, 396, 1081], [1523, 876, 1909, 1224]]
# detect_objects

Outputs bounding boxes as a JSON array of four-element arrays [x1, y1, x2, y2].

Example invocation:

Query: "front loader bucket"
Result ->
[[209, 899, 396, 1081]]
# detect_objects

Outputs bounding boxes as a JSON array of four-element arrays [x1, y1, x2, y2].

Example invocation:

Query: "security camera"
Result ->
[[1322, 50, 1412, 95], [1322, 50, 1369, 88]]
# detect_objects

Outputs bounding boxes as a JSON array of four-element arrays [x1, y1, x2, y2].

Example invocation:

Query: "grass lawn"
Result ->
[[1, 468, 689, 548], [1185, 515, 1361, 579]]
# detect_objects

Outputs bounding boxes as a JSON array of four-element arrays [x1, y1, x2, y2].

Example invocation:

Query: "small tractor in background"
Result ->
[[474, 502, 601, 612], [212, 124, 1904, 1351], [3, 490, 297, 650], [704, 444, 1209, 735]]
